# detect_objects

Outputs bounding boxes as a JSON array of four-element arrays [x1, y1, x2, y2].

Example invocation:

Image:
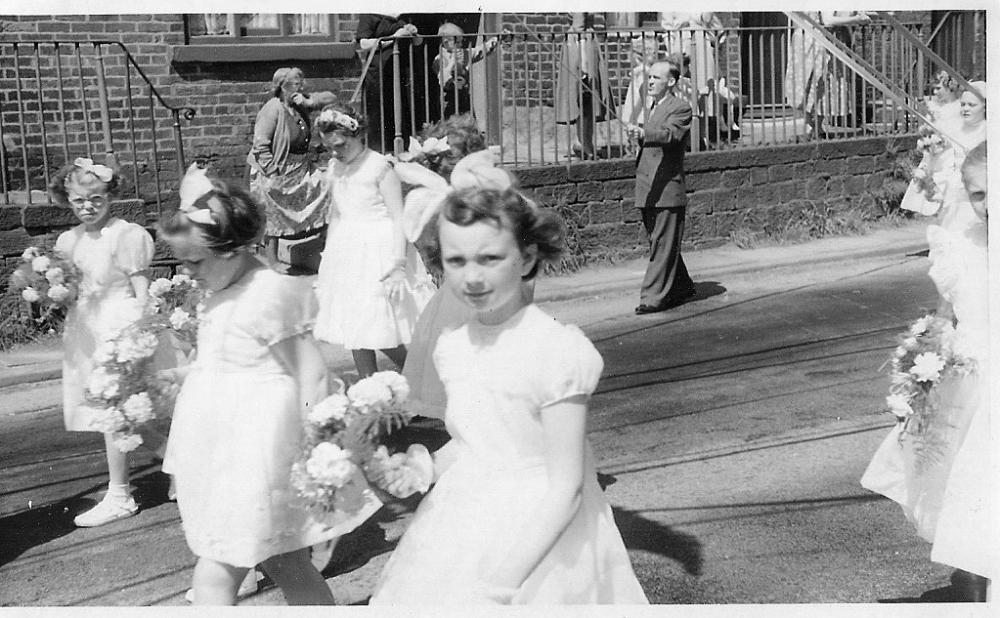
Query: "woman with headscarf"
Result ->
[[247, 67, 336, 266]]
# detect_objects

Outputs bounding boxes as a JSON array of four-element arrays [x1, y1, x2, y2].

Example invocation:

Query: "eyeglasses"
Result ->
[[69, 195, 108, 208]]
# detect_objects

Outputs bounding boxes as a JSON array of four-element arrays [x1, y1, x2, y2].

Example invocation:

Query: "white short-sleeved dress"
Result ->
[[861, 171, 991, 578], [56, 218, 154, 431], [314, 149, 434, 350], [163, 267, 380, 567], [372, 304, 648, 604]]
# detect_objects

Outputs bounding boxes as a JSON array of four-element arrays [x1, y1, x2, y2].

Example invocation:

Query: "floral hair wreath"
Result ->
[[317, 108, 360, 133], [393, 149, 533, 242], [398, 136, 451, 163]]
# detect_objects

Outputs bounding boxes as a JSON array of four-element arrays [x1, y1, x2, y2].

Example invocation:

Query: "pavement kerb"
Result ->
[[0, 229, 928, 391]]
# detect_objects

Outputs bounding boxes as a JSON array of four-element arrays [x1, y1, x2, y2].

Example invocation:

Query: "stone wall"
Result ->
[[517, 134, 916, 262]]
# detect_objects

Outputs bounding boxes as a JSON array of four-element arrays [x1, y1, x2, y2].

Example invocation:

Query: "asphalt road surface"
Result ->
[[1, 247, 955, 606]]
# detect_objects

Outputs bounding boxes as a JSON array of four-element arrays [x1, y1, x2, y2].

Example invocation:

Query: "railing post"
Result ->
[[172, 109, 186, 178], [392, 40, 403, 155], [93, 43, 117, 169]]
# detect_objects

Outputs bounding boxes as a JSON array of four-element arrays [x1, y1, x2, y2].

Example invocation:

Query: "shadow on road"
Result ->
[[0, 463, 162, 568], [601, 471, 703, 576]]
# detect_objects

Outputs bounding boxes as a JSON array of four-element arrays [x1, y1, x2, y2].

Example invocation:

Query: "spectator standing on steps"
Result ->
[[630, 60, 697, 315]]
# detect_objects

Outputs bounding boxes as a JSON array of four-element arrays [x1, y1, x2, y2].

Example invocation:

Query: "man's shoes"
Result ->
[[73, 494, 139, 527], [635, 287, 697, 315], [635, 304, 665, 315]]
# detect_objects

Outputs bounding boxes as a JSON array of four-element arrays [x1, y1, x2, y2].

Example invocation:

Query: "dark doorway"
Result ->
[[740, 12, 788, 110]]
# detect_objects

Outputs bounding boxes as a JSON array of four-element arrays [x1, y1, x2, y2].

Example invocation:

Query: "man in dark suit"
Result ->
[[631, 60, 697, 315]]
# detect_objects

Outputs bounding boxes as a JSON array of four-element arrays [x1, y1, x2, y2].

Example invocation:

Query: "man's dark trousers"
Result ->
[[639, 206, 693, 308]]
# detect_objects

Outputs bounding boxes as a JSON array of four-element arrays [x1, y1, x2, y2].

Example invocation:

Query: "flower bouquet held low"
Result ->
[[885, 314, 974, 465], [291, 371, 434, 522], [82, 323, 178, 452], [8, 246, 81, 328]]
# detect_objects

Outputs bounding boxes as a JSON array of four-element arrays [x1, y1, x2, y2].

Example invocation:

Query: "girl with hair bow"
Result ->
[[393, 135, 531, 419], [49, 158, 158, 527]]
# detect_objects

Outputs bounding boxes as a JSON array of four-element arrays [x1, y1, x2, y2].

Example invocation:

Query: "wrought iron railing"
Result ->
[[0, 41, 195, 216], [359, 17, 979, 168]]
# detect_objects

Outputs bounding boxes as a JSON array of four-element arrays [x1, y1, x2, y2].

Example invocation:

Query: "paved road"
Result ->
[[1, 247, 954, 605]]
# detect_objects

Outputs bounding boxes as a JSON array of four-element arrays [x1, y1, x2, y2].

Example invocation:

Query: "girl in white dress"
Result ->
[[861, 85, 989, 601], [159, 167, 378, 605], [50, 159, 154, 528], [371, 179, 648, 605], [313, 104, 434, 377], [396, 114, 534, 418]]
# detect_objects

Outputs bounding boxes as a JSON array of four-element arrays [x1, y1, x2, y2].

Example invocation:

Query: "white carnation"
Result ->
[[87, 367, 120, 399], [47, 284, 70, 303], [369, 371, 410, 403], [171, 273, 192, 286], [21, 246, 41, 261], [31, 255, 51, 273], [305, 442, 358, 488], [910, 352, 946, 383], [122, 392, 155, 424], [45, 267, 65, 285], [347, 377, 393, 411], [87, 406, 122, 433], [308, 393, 350, 426], [169, 307, 194, 330], [115, 331, 159, 363], [21, 287, 41, 303], [93, 340, 116, 365], [112, 433, 143, 453], [909, 316, 931, 336], [149, 278, 173, 297]]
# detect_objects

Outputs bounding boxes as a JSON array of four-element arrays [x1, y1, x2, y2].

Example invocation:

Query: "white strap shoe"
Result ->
[[73, 494, 138, 527]]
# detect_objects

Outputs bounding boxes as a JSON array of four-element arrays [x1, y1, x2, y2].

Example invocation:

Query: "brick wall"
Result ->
[[517, 135, 916, 262]]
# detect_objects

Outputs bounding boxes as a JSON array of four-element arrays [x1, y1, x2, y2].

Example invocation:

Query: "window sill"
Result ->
[[170, 41, 357, 64]]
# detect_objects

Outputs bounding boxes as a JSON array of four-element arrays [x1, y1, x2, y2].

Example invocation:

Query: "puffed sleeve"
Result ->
[[113, 222, 154, 276], [246, 273, 319, 347], [539, 324, 604, 408], [54, 228, 75, 256]]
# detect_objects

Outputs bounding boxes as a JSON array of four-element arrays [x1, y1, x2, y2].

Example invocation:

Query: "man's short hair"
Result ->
[[651, 60, 681, 82]]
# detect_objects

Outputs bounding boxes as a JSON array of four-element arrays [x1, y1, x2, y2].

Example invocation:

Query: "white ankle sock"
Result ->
[[106, 483, 132, 501]]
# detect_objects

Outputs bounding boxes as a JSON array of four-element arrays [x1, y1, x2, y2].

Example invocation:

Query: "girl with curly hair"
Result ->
[[371, 182, 648, 605]]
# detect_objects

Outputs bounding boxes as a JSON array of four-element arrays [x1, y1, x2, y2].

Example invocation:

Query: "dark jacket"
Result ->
[[635, 93, 692, 209]]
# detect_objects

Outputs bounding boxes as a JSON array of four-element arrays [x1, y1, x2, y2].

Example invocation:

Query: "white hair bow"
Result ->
[[72, 157, 114, 182], [177, 163, 217, 225], [398, 136, 451, 162], [394, 149, 513, 242]]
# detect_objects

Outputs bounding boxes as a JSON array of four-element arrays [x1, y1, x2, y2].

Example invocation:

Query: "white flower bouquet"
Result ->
[[83, 323, 177, 452], [886, 314, 974, 442], [8, 246, 82, 327], [291, 371, 433, 520], [144, 273, 203, 348]]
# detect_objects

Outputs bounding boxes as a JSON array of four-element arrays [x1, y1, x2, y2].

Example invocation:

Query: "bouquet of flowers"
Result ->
[[82, 323, 177, 452], [886, 314, 974, 445], [145, 273, 203, 348], [291, 371, 434, 520], [9, 246, 82, 326], [907, 123, 952, 206]]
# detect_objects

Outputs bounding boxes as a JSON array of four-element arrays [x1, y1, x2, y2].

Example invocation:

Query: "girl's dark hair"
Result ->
[[315, 102, 367, 138], [933, 70, 960, 94], [160, 177, 264, 252], [426, 186, 565, 280], [48, 160, 121, 205], [420, 113, 487, 179]]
